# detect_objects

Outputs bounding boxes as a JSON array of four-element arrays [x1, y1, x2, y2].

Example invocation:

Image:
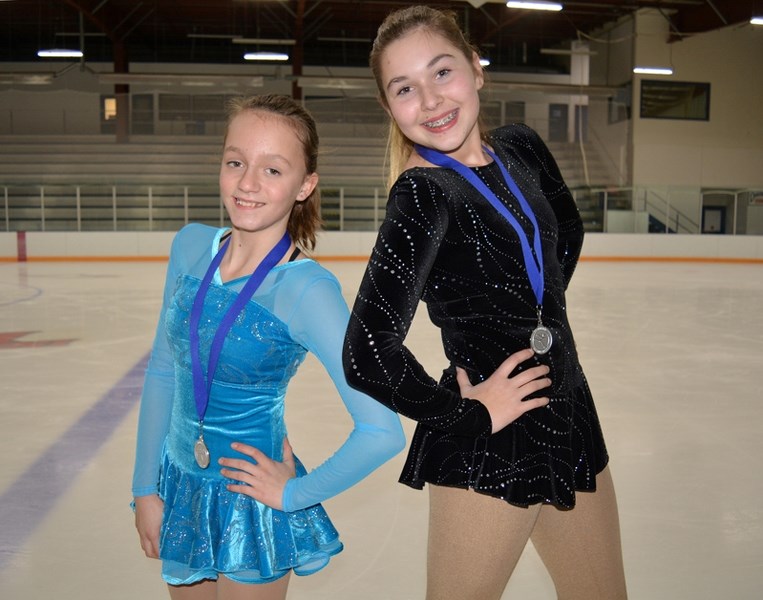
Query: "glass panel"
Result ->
[[132, 94, 155, 135], [159, 94, 192, 121], [640, 80, 710, 121]]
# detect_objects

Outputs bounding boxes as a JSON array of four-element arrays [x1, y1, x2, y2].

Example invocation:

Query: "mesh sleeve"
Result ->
[[280, 275, 405, 512], [131, 239, 181, 497]]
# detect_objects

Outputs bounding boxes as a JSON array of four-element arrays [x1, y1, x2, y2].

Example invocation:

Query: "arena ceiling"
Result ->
[[0, 0, 755, 73]]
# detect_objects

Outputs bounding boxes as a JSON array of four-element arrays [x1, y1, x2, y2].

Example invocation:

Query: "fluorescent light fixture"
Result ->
[[541, 48, 597, 56], [187, 33, 241, 40], [0, 72, 55, 85], [751, 16, 763, 25], [37, 49, 83, 58], [479, 57, 491, 67], [98, 73, 264, 87], [317, 36, 372, 43], [244, 51, 289, 61], [296, 76, 377, 90], [233, 38, 295, 45], [56, 32, 106, 38], [186, 35, 297, 44], [506, 1, 563, 11], [633, 66, 673, 75]]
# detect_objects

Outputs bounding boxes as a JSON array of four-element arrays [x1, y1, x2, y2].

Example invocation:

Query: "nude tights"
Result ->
[[167, 573, 290, 600], [426, 466, 627, 600]]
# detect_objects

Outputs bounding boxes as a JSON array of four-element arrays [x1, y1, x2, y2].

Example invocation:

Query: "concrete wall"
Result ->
[[581, 10, 763, 191], [631, 11, 763, 188]]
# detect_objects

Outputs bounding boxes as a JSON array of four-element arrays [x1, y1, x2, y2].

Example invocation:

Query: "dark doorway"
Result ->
[[549, 103, 568, 142], [702, 206, 725, 234]]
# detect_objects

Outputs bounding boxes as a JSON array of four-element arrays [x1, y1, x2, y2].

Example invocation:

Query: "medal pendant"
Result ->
[[530, 325, 553, 355], [194, 436, 210, 469]]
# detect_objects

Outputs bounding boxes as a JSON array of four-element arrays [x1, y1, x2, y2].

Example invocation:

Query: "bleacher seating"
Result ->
[[0, 130, 616, 232]]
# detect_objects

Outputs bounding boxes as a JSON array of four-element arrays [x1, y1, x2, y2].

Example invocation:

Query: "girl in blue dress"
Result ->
[[132, 94, 405, 599]]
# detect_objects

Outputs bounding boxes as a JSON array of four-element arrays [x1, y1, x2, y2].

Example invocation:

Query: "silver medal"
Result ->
[[194, 436, 210, 469], [530, 325, 553, 355]]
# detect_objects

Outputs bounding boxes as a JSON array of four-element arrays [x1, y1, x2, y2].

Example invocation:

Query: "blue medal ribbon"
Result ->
[[414, 143, 545, 307], [190, 230, 292, 423]]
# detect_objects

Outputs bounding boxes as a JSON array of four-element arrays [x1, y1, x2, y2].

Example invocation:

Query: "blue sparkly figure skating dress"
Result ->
[[133, 224, 404, 585]]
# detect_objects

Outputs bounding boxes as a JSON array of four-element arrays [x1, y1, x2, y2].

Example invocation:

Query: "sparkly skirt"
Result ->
[[158, 449, 343, 585], [399, 376, 609, 509]]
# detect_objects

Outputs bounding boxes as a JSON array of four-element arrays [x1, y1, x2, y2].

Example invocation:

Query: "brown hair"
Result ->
[[224, 94, 322, 251], [369, 5, 487, 190]]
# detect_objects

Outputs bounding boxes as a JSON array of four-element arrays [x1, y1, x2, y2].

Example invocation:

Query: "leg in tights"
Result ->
[[426, 485, 542, 600], [168, 573, 290, 600], [168, 579, 216, 600], [217, 574, 290, 600], [530, 466, 627, 600]]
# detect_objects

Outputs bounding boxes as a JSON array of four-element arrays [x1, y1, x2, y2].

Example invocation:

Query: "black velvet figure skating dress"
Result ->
[[343, 123, 609, 508]]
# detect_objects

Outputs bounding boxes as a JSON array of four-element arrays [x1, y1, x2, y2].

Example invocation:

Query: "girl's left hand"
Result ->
[[219, 437, 297, 510]]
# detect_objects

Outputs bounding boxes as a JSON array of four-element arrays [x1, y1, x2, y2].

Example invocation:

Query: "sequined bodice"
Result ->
[[414, 158, 584, 391], [345, 124, 586, 437], [168, 274, 305, 389], [344, 124, 608, 508], [164, 275, 306, 474]]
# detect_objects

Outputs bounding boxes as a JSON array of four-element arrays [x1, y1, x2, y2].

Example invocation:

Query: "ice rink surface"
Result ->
[[1, 258, 762, 599]]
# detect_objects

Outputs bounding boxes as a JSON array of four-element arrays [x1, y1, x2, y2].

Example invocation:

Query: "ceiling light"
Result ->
[[506, 1, 563, 11], [633, 67, 673, 76], [98, 73, 264, 87], [479, 57, 491, 67], [751, 16, 763, 25], [243, 51, 289, 61], [233, 38, 295, 45], [0, 72, 54, 85], [296, 76, 377, 90], [540, 48, 597, 56], [187, 34, 241, 40], [37, 49, 83, 58], [317, 37, 372, 43]]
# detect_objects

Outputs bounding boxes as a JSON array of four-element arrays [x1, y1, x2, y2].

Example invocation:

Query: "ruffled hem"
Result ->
[[399, 378, 609, 509], [158, 451, 343, 585]]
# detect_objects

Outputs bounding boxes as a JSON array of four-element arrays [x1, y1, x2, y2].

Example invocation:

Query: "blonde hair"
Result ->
[[224, 94, 323, 251], [370, 6, 487, 190]]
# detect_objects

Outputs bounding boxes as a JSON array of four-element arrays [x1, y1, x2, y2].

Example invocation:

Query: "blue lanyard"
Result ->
[[414, 144, 545, 307], [189, 231, 291, 422]]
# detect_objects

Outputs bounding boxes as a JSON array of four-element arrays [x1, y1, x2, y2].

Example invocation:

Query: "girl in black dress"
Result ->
[[342, 6, 627, 599]]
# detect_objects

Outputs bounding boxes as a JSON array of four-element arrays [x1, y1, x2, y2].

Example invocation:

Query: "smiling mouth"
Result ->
[[423, 110, 457, 129], [235, 197, 263, 208]]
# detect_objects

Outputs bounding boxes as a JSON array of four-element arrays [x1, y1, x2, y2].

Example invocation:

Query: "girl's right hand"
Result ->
[[134, 494, 164, 559], [455, 348, 551, 434]]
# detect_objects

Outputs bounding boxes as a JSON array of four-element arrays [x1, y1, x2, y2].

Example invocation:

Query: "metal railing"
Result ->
[[2, 182, 761, 235], [0, 181, 385, 233]]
